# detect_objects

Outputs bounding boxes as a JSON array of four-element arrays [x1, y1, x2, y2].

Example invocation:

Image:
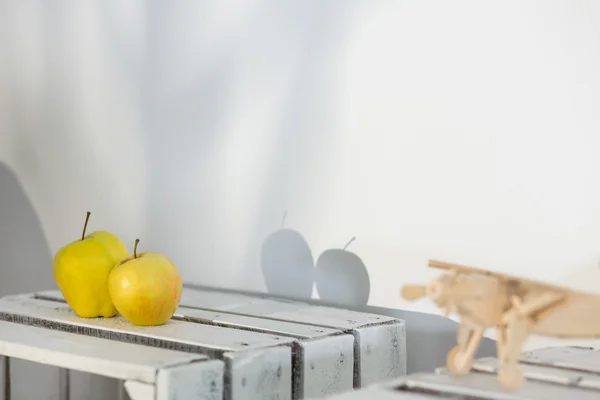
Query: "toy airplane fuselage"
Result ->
[[401, 260, 600, 390]]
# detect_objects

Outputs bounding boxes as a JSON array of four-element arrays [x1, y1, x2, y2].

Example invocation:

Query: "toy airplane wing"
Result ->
[[427, 259, 569, 293]]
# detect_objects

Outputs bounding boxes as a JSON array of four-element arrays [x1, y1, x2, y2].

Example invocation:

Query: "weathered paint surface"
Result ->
[[38, 288, 404, 395], [0, 320, 225, 400], [317, 347, 600, 399], [178, 287, 407, 386]]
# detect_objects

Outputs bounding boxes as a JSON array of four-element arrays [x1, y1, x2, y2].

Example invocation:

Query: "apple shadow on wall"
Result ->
[[260, 213, 370, 306], [257, 213, 496, 373], [261, 214, 315, 299]]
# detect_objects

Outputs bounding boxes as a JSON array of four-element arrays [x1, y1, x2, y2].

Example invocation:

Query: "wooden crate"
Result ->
[[177, 286, 407, 387], [317, 346, 600, 399], [320, 371, 600, 399], [0, 290, 406, 399]]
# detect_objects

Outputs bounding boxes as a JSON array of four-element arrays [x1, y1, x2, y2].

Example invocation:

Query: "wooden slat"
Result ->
[[521, 346, 600, 373], [176, 307, 343, 338], [0, 295, 295, 354], [178, 288, 398, 328], [312, 358, 600, 400], [518, 346, 600, 390], [392, 371, 600, 400], [36, 289, 344, 338], [318, 387, 434, 399], [473, 356, 600, 388], [0, 320, 213, 384]]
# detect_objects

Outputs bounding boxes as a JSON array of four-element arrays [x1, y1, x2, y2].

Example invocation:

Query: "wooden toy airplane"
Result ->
[[401, 259, 600, 390]]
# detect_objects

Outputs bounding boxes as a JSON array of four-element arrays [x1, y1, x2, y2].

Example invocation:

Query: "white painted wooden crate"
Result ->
[[316, 346, 600, 400], [0, 290, 405, 400], [177, 287, 407, 387], [0, 294, 293, 400], [36, 290, 357, 399], [0, 320, 224, 400]]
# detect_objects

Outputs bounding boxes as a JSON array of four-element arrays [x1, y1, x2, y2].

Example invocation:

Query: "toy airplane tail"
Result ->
[[401, 285, 427, 300]]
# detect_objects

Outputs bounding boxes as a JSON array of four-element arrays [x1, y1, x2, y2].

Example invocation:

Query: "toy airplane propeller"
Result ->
[[401, 260, 600, 390]]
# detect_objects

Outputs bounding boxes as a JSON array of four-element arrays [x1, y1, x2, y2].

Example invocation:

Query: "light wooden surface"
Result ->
[[427, 259, 600, 337], [0, 320, 224, 400], [401, 259, 600, 389]]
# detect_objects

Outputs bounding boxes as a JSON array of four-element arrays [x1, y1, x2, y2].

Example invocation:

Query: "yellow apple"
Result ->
[[108, 239, 182, 326], [53, 211, 129, 318]]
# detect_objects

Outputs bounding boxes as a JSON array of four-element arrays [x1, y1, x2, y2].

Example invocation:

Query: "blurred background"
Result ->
[[2, 0, 600, 397]]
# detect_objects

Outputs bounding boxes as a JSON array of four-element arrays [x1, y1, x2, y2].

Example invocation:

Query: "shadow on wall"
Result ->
[[0, 162, 63, 399], [261, 212, 370, 305], [363, 304, 496, 374], [258, 212, 496, 373], [0, 162, 121, 400], [0, 162, 54, 295]]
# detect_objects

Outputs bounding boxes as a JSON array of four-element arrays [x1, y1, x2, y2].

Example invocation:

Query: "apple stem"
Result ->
[[281, 211, 287, 229], [134, 239, 140, 258], [343, 237, 356, 250], [81, 211, 91, 240]]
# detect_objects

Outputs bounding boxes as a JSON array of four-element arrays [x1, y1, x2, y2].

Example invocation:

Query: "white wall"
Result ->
[[2, 0, 600, 363]]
